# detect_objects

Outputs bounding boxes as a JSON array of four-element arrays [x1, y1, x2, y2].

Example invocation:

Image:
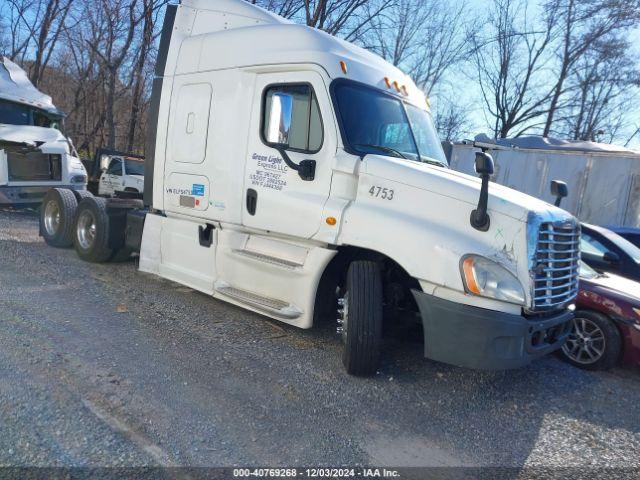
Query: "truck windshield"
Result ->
[[0, 100, 30, 125], [333, 81, 447, 166], [0, 99, 61, 128], [124, 159, 145, 176]]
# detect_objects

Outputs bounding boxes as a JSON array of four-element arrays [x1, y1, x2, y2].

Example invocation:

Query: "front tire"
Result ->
[[339, 261, 383, 375], [40, 188, 78, 247], [559, 310, 621, 370], [73, 197, 113, 263]]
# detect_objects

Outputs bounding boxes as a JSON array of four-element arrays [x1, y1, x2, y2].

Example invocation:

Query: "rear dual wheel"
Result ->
[[74, 196, 121, 263], [41, 188, 78, 247]]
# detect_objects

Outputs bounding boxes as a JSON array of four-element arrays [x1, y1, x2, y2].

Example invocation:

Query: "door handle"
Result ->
[[246, 188, 257, 216], [199, 223, 215, 247]]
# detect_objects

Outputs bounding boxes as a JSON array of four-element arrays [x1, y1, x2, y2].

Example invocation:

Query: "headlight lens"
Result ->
[[461, 255, 525, 305]]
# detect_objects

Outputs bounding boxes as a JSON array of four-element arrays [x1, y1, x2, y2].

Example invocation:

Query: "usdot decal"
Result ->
[[165, 173, 209, 211], [192, 184, 205, 196], [249, 152, 288, 191]]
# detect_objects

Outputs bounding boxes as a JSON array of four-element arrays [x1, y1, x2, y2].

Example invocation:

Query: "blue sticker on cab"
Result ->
[[191, 184, 205, 196]]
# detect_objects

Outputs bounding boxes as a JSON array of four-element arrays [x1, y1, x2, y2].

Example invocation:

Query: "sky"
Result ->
[[428, 0, 640, 149]]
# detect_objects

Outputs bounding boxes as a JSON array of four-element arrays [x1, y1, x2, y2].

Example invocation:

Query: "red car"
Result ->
[[560, 262, 640, 370]]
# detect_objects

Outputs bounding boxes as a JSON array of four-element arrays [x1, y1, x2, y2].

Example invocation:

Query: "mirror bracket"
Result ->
[[276, 146, 316, 181], [470, 151, 494, 232]]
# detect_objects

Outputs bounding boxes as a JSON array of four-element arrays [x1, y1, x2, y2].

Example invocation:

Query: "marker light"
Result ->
[[340, 61, 348, 74], [393, 81, 401, 92], [384, 77, 392, 88], [326, 217, 337, 226]]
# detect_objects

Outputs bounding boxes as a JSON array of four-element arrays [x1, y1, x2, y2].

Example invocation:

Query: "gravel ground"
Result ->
[[0, 208, 639, 474]]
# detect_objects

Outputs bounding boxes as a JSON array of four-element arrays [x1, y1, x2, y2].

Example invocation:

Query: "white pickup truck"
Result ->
[[96, 152, 145, 197], [38, 0, 579, 375], [0, 57, 87, 206]]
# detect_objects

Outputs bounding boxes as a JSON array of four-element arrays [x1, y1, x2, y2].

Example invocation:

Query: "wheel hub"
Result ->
[[337, 292, 349, 343], [77, 210, 97, 250], [43, 200, 60, 236], [562, 317, 605, 365]]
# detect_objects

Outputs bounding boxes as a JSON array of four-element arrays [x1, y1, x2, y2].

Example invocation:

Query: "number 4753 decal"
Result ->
[[368, 185, 394, 200]]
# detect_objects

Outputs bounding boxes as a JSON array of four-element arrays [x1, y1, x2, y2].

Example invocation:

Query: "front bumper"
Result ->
[[412, 290, 573, 370], [0, 185, 85, 206]]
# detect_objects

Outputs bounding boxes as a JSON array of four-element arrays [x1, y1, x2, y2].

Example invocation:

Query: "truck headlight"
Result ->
[[460, 255, 525, 305], [71, 175, 87, 184]]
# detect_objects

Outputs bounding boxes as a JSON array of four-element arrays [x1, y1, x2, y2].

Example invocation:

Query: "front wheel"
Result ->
[[559, 310, 621, 371], [338, 260, 383, 375]]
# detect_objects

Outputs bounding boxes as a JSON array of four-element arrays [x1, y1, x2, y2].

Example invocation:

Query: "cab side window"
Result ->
[[107, 159, 123, 176], [262, 84, 323, 153]]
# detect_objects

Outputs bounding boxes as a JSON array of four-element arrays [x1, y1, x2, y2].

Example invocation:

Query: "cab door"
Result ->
[[242, 70, 335, 239], [101, 158, 123, 196]]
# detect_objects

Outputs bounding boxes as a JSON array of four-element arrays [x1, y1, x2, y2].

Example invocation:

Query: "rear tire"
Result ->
[[340, 260, 383, 375], [40, 188, 78, 247], [559, 310, 621, 371], [73, 197, 113, 263], [73, 189, 94, 202]]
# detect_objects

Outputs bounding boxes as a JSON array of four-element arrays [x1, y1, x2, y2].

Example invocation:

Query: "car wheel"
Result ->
[[73, 197, 113, 263], [40, 188, 78, 247], [560, 310, 621, 370], [338, 260, 383, 375]]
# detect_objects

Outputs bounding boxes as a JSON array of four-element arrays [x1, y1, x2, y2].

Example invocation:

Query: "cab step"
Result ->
[[215, 282, 303, 319]]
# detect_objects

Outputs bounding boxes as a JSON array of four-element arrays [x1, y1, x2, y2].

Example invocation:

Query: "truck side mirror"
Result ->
[[264, 91, 315, 181], [603, 251, 620, 265], [470, 151, 494, 232], [265, 92, 293, 146], [550, 180, 568, 207]]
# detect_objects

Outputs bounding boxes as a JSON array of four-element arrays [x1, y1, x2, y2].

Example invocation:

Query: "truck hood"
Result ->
[[0, 124, 70, 154], [362, 154, 568, 223]]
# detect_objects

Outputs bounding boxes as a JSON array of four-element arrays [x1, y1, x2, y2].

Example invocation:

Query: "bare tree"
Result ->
[[558, 38, 639, 142], [365, 0, 426, 67], [29, 0, 73, 86], [364, 0, 474, 96], [541, 0, 640, 137], [248, 0, 304, 19], [126, 0, 168, 152], [472, 0, 557, 138], [435, 99, 472, 142], [4, 0, 35, 62], [86, 0, 144, 149]]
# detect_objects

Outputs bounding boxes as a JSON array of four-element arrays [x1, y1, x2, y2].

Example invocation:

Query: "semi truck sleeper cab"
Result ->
[[39, 0, 577, 375]]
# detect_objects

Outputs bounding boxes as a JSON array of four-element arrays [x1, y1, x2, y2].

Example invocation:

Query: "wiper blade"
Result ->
[[422, 158, 446, 167], [353, 143, 407, 159]]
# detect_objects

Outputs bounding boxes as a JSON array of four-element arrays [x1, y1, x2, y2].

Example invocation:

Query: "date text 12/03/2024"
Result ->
[[233, 468, 400, 478]]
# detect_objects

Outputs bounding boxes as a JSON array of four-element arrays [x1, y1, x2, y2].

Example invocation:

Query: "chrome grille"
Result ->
[[532, 221, 580, 310]]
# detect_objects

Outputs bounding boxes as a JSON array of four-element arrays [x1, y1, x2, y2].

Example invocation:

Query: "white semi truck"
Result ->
[[38, 0, 579, 375], [0, 57, 87, 206]]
